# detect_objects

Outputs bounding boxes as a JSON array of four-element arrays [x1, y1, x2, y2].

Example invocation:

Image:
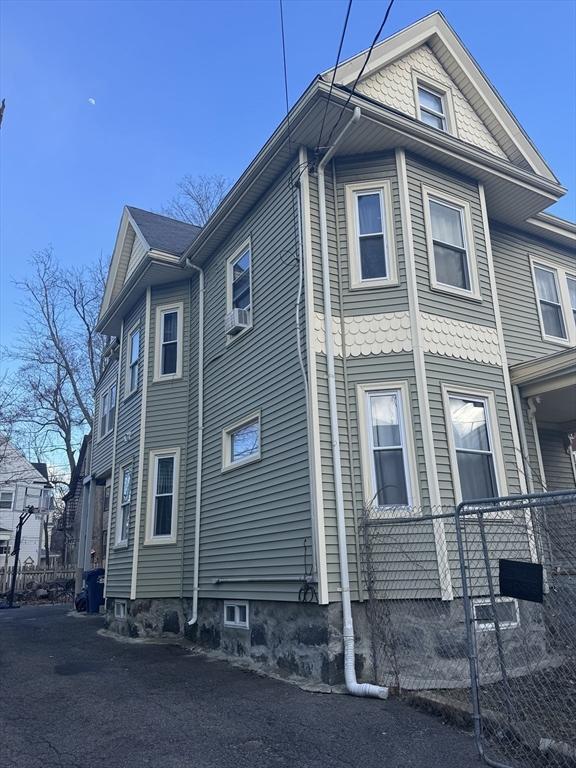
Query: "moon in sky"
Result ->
[[88, 98, 96, 106]]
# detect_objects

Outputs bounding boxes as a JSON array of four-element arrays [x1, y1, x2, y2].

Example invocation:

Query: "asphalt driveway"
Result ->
[[0, 605, 478, 767]]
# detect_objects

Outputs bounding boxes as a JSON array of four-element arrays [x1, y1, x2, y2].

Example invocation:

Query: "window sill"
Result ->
[[113, 541, 129, 551], [349, 278, 399, 291], [123, 388, 139, 403], [143, 536, 177, 546], [96, 430, 114, 444], [152, 373, 182, 384], [221, 454, 261, 473], [540, 334, 573, 348], [429, 282, 482, 303]]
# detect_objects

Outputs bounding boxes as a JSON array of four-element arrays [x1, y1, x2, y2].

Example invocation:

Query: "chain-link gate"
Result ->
[[361, 491, 576, 768]]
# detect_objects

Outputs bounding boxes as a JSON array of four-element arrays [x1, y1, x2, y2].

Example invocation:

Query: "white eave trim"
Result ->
[[324, 11, 557, 183]]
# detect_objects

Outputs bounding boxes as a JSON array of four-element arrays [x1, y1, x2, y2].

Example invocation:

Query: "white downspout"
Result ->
[[317, 106, 387, 699], [185, 259, 205, 626]]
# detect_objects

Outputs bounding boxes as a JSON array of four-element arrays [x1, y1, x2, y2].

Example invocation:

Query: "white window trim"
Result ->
[[345, 180, 398, 290], [412, 71, 458, 137], [98, 383, 117, 441], [153, 302, 183, 382], [422, 185, 480, 301], [125, 323, 141, 398], [473, 597, 519, 632], [114, 600, 127, 620], [0, 488, 15, 511], [356, 381, 420, 516], [223, 600, 249, 629], [222, 411, 261, 472], [115, 466, 132, 547], [226, 239, 253, 343], [442, 385, 508, 508], [144, 447, 180, 545], [529, 256, 576, 347]]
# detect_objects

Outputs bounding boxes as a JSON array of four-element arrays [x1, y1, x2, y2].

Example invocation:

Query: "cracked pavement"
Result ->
[[0, 605, 478, 767]]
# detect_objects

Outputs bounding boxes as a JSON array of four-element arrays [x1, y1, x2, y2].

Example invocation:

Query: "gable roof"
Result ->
[[323, 11, 557, 182], [126, 207, 201, 257]]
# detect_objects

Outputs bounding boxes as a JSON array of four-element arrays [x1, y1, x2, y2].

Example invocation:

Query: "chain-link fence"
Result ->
[[360, 491, 576, 768]]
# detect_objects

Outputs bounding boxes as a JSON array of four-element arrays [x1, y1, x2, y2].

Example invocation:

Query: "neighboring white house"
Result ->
[[0, 437, 53, 567]]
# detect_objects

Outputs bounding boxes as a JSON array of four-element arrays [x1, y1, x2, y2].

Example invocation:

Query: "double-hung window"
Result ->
[[127, 327, 140, 395], [99, 383, 117, 439], [146, 449, 179, 544], [418, 85, 447, 130], [358, 384, 417, 511], [0, 490, 14, 510], [222, 413, 261, 471], [423, 188, 478, 299], [118, 467, 132, 544], [446, 393, 501, 502], [155, 304, 183, 380], [567, 276, 576, 328], [346, 181, 396, 289], [532, 262, 570, 342]]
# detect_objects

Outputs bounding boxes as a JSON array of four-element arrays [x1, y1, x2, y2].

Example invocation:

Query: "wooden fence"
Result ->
[[0, 566, 76, 594]]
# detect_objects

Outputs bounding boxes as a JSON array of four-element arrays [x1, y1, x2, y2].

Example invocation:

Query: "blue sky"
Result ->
[[1, 0, 575, 354]]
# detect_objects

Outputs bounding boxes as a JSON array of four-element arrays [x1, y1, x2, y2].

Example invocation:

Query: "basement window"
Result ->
[[114, 600, 127, 619], [223, 601, 249, 629], [473, 598, 519, 631]]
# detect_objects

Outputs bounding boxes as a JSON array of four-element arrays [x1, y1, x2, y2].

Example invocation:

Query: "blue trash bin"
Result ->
[[84, 568, 105, 614]]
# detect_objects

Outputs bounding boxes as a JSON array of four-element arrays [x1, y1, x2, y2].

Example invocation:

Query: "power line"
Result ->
[[315, 0, 353, 156], [324, 0, 396, 149]]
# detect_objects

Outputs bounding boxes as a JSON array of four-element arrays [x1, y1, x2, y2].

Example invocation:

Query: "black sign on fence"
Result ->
[[499, 559, 543, 603]]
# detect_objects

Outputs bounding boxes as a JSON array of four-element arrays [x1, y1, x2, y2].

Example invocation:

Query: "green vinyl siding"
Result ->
[[491, 225, 576, 366], [180, 161, 311, 603], [91, 359, 118, 479], [106, 297, 146, 598], [406, 153, 497, 327], [539, 429, 576, 491], [135, 281, 192, 598]]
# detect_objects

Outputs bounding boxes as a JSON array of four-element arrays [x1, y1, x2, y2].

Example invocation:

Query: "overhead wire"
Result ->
[[315, 0, 353, 156], [323, 0, 396, 149]]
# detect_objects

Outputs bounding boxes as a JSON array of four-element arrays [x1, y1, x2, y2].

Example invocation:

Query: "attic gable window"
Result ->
[[412, 74, 456, 136], [418, 85, 447, 130]]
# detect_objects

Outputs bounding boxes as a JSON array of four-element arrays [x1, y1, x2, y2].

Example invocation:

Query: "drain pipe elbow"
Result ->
[[344, 634, 388, 698]]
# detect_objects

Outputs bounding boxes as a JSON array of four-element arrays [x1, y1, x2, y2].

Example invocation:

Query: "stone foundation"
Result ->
[[105, 596, 367, 684], [105, 595, 549, 688]]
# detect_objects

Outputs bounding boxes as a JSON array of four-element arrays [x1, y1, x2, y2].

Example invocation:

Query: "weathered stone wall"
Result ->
[[105, 596, 371, 685]]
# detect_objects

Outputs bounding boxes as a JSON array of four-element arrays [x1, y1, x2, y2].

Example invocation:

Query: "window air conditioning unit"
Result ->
[[225, 308, 250, 336]]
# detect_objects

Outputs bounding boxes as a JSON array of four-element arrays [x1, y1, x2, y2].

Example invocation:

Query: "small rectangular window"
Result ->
[[223, 601, 249, 629], [99, 383, 116, 439], [346, 181, 397, 289], [430, 199, 469, 290], [155, 304, 183, 380], [231, 248, 251, 312], [473, 598, 519, 631], [449, 395, 498, 502], [118, 467, 132, 543], [226, 243, 252, 338], [534, 265, 567, 340], [365, 390, 411, 507], [0, 491, 14, 510], [127, 327, 140, 394], [418, 85, 447, 131], [223, 413, 261, 470], [114, 600, 127, 619]]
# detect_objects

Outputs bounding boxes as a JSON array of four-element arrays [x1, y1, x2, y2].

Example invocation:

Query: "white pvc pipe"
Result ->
[[185, 260, 205, 627], [317, 106, 387, 699]]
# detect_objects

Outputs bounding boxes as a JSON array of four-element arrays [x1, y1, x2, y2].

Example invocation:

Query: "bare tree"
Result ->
[[6, 247, 107, 477], [162, 173, 231, 226]]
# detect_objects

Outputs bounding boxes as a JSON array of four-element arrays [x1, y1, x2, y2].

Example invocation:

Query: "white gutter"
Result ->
[[184, 259, 205, 626], [316, 105, 387, 699]]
